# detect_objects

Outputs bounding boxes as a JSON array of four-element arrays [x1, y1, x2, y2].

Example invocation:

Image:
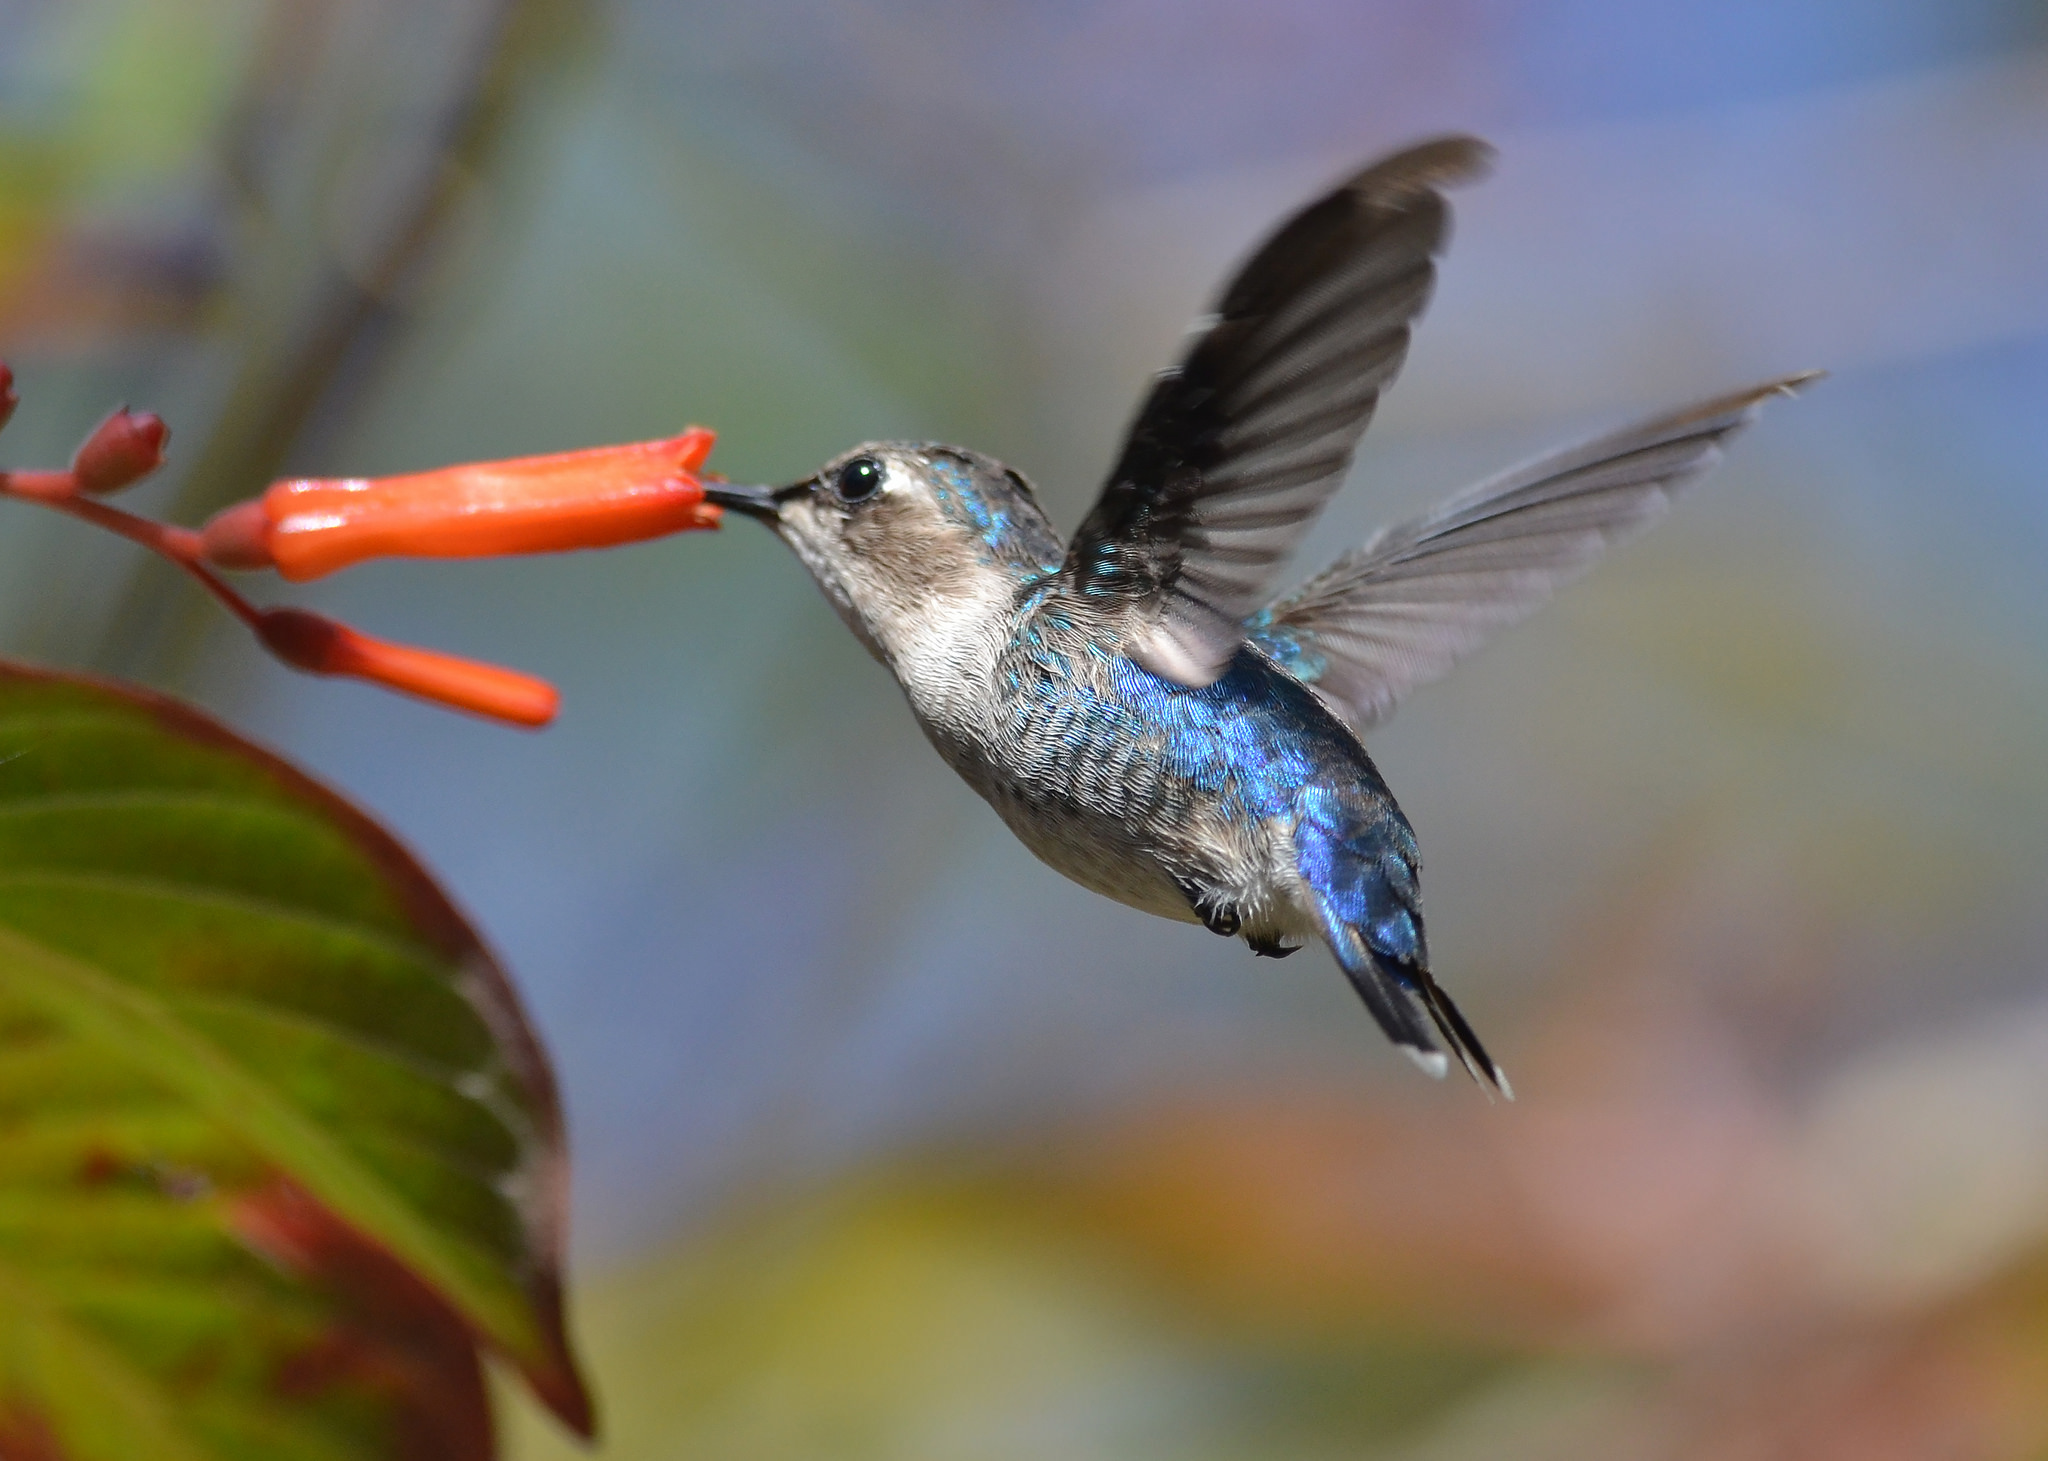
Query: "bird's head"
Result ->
[[707, 444, 1063, 666]]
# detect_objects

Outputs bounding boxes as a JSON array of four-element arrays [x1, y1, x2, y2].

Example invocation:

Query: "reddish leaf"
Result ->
[[0, 662, 593, 1458]]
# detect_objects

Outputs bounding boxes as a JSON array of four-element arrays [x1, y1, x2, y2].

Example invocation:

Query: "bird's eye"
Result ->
[[832, 456, 884, 504]]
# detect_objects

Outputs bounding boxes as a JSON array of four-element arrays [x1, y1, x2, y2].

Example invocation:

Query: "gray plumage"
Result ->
[[707, 136, 1815, 1092], [1071, 136, 1492, 687], [1252, 375, 1819, 732]]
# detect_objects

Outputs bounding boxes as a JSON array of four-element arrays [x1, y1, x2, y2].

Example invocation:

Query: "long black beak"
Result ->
[[702, 482, 783, 521]]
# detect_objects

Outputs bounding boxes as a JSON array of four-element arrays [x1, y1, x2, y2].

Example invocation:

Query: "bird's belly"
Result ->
[[989, 792, 1203, 921], [918, 641, 1369, 935], [921, 690, 1209, 920]]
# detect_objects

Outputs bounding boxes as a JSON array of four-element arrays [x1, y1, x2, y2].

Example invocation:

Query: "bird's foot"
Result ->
[[1175, 877, 1241, 937]]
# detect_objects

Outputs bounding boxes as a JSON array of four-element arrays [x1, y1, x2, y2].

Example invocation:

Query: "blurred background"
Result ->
[[3, 0, 2046, 1455]]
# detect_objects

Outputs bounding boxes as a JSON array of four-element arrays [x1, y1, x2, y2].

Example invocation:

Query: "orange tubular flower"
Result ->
[[211, 429, 722, 581], [257, 610, 560, 728], [0, 364, 758, 728]]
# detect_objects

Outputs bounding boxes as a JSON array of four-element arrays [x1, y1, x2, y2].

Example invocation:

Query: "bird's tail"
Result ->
[[1311, 896, 1512, 1098]]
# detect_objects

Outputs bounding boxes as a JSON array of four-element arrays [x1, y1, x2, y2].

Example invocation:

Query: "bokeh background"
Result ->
[[4, 1, 2047, 1455]]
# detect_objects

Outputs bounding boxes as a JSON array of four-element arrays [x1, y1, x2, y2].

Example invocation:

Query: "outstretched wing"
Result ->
[[1065, 136, 1493, 687], [1251, 374, 1821, 732]]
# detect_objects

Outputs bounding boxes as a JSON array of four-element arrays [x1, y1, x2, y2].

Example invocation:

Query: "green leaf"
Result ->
[[0, 661, 591, 1458]]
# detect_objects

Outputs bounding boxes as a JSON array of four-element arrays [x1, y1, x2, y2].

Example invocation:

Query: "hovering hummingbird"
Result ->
[[706, 136, 1813, 1093]]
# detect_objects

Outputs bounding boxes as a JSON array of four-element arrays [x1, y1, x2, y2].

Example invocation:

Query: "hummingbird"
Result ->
[[706, 136, 1813, 1093]]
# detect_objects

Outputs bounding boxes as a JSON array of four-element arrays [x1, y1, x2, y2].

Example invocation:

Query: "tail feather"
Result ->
[[1343, 950, 1445, 1070], [1413, 970, 1512, 1100], [1311, 898, 1450, 1074], [1313, 896, 1511, 1097]]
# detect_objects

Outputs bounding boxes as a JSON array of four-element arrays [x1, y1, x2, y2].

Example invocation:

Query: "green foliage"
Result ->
[[0, 662, 588, 1459]]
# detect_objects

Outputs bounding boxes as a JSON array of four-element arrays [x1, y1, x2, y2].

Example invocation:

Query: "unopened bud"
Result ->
[[71, 409, 169, 494], [257, 608, 559, 727]]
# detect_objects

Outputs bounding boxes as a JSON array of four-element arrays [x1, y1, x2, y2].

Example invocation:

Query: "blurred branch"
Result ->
[[93, 0, 593, 682]]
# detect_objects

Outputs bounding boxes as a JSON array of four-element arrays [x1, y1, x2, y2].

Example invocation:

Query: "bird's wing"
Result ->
[[1063, 136, 1492, 687], [1250, 374, 1821, 732]]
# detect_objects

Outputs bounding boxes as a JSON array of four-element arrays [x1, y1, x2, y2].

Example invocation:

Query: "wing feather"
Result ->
[[1064, 136, 1494, 686], [1252, 374, 1821, 730]]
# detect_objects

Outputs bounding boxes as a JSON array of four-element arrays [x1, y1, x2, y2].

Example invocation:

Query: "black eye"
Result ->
[[832, 456, 884, 504]]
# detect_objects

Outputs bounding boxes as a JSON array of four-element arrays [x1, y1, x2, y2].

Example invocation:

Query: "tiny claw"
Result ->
[[256, 609, 559, 728], [71, 409, 169, 494]]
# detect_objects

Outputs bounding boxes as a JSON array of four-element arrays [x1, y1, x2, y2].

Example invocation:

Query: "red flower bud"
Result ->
[[71, 409, 169, 494], [260, 428, 721, 582], [257, 609, 560, 728]]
